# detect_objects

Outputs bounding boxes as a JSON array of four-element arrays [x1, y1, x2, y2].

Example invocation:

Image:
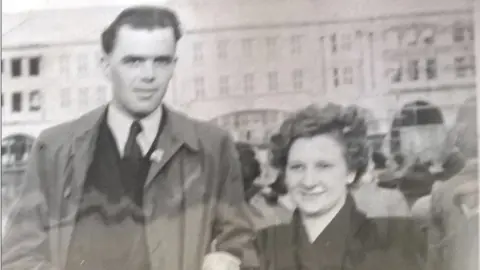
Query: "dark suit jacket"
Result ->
[[255, 196, 425, 270]]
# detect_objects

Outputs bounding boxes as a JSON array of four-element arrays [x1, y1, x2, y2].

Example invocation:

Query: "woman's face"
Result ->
[[285, 134, 355, 217]]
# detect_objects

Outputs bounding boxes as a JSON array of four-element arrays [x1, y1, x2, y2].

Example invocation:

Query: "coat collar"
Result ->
[[70, 104, 200, 154]]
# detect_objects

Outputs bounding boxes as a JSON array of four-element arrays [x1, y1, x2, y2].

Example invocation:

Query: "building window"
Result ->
[[96, 86, 107, 105], [60, 88, 71, 108], [453, 24, 466, 43], [12, 92, 22, 112], [1, 135, 35, 168], [454, 56, 469, 78], [242, 38, 253, 57], [1, 93, 3, 108], [292, 69, 303, 90], [268, 71, 278, 91], [59, 54, 70, 76], [193, 42, 203, 63], [343, 67, 353, 84], [331, 34, 337, 53], [333, 68, 340, 87], [219, 75, 229, 96], [29, 90, 42, 112], [77, 54, 88, 76], [243, 73, 254, 93], [217, 40, 228, 59], [340, 33, 353, 51], [426, 58, 437, 80], [390, 62, 403, 83], [11, 58, 22, 77], [421, 28, 435, 45], [407, 59, 419, 81], [29, 57, 40, 76], [1, 59, 4, 74], [471, 55, 476, 73], [403, 29, 417, 47], [291, 35, 303, 55], [194, 77, 205, 98], [266, 36, 278, 55], [78, 88, 89, 108]]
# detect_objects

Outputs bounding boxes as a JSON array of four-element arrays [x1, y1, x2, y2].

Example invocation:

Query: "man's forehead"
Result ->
[[112, 25, 176, 53]]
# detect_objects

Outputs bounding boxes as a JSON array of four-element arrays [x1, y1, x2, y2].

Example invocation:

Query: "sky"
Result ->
[[2, 0, 170, 13]]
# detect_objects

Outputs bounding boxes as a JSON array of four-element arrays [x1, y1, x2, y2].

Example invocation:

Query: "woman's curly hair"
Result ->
[[268, 103, 370, 193]]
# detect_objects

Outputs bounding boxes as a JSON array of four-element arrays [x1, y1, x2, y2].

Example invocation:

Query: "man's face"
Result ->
[[102, 25, 176, 117], [399, 124, 448, 164]]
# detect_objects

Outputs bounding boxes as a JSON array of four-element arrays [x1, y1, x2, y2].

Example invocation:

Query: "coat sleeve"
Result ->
[[212, 134, 258, 267], [1, 135, 59, 270], [425, 186, 446, 270]]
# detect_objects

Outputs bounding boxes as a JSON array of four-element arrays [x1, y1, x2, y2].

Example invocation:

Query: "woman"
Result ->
[[255, 103, 425, 270]]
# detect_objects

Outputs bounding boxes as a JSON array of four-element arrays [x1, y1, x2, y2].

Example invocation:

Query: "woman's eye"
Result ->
[[316, 163, 331, 169]]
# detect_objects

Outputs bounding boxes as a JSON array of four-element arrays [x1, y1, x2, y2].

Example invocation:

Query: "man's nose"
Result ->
[[140, 61, 155, 83]]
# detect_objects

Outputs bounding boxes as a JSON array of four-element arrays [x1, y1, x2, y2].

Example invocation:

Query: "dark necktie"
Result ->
[[124, 121, 143, 159]]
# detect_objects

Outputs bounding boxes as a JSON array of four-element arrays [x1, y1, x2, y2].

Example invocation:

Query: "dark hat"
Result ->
[[393, 101, 444, 128]]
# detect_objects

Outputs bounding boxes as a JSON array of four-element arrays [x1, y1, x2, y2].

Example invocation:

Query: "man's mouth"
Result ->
[[133, 89, 156, 98]]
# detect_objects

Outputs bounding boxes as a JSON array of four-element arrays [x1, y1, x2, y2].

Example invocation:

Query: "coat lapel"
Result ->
[[144, 108, 200, 188]]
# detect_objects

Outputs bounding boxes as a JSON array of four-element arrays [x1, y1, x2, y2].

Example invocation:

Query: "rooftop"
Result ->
[[2, 0, 473, 48]]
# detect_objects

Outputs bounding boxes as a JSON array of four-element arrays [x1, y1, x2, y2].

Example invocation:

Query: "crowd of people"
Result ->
[[1, 5, 478, 270]]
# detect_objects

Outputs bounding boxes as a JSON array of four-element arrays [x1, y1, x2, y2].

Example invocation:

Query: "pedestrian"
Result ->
[[2, 6, 255, 270], [427, 96, 478, 270]]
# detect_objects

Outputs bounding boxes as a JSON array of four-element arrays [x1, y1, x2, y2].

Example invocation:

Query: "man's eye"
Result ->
[[154, 58, 174, 65], [288, 164, 303, 171]]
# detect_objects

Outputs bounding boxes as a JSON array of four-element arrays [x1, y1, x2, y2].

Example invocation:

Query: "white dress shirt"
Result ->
[[107, 104, 163, 157]]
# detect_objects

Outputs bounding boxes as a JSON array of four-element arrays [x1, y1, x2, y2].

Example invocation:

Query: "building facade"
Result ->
[[1, 0, 476, 171]]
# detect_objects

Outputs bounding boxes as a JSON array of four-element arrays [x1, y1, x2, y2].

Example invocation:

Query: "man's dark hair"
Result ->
[[101, 6, 183, 54]]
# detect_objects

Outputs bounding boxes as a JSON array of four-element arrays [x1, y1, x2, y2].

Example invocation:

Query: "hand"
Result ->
[[202, 252, 241, 270]]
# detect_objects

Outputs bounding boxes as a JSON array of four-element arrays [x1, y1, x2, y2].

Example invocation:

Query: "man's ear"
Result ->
[[100, 53, 111, 80]]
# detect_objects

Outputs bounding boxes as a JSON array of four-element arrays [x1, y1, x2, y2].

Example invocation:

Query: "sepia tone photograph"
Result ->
[[1, 0, 479, 269]]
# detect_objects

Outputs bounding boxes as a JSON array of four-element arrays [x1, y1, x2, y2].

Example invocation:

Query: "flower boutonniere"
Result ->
[[150, 149, 164, 163]]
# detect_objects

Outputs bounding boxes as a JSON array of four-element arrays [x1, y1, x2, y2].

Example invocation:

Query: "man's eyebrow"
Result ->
[[121, 55, 146, 62]]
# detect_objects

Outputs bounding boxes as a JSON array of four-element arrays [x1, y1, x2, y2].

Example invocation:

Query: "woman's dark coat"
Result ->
[[254, 196, 425, 270]]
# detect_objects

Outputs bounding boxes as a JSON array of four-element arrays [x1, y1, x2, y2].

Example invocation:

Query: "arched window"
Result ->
[[1, 134, 35, 169]]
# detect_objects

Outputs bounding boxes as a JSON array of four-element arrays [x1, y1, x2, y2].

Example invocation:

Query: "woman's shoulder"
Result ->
[[354, 216, 423, 248]]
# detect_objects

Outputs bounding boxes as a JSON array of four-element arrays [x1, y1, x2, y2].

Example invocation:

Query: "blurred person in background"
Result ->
[[427, 96, 478, 270], [378, 101, 465, 215], [235, 142, 263, 202], [255, 103, 425, 270], [351, 151, 410, 218]]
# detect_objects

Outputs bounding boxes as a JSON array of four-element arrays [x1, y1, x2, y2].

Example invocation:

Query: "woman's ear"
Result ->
[[346, 171, 356, 185]]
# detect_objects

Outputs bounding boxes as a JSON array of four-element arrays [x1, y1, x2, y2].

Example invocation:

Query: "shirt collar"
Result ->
[[106, 103, 163, 156]]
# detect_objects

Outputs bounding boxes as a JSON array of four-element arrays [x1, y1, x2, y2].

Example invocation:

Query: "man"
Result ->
[[426, 96, 478, 270], [2, 6, 255, 270]]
